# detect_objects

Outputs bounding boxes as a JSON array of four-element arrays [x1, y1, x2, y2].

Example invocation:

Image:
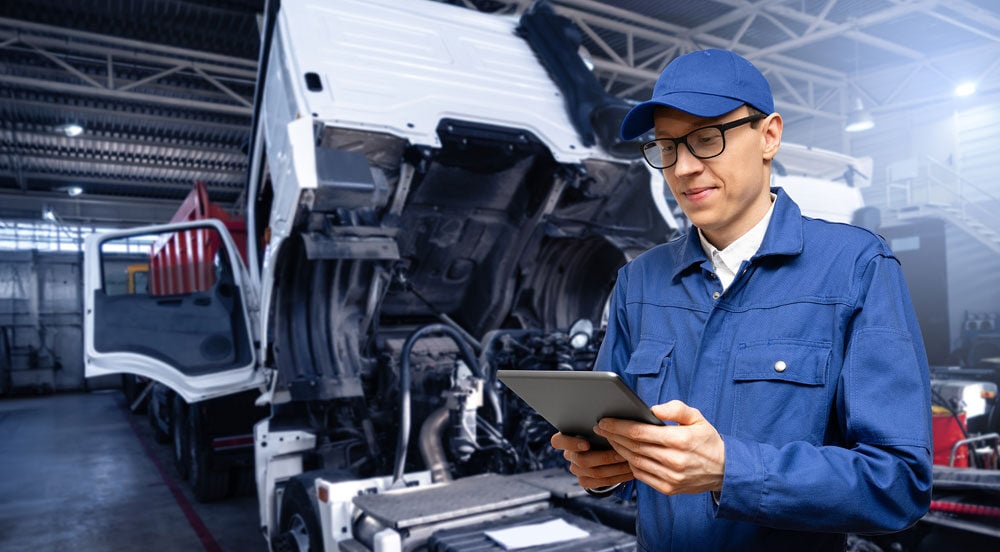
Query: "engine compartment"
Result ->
[[260, 117, 669, 548]]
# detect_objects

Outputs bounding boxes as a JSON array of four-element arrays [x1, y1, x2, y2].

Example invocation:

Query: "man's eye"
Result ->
[[694, 132, 720, 145]]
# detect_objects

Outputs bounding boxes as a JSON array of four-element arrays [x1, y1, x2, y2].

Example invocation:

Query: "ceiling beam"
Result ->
[[0, 171, 244, 195], [745, 2, 928, 60], [0, 98, 250, 134], [0, 75, 253, 117], [492, 0, 846, 84], [4, 153, 244, 179], [0, 130, 246, 159], [0, 16, 256, 69], [758, 3, 926, 59], [0, 191, 187, 225]]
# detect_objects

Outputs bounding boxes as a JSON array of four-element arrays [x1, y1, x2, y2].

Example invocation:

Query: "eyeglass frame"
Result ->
[[638, 113, 767, 169]]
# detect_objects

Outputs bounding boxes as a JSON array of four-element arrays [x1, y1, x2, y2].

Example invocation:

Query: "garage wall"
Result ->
[[0, 251, 91, 393], [848, 98, 1000, 363]]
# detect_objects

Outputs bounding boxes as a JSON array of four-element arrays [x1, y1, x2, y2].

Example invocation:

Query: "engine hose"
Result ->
[[930, 500, 1000, 518], [393, 323, 493, 483], [418, 406, 452, 483]]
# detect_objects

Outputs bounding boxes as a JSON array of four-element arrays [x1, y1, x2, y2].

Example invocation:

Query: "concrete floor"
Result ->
[[0, 390, 265, 552]]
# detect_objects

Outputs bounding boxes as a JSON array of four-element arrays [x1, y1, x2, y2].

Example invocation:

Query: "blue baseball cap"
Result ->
[[620, 49, 774, 140]]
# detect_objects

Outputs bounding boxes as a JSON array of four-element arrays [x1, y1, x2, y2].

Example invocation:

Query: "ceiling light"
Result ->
[[845, 98, 874, 133], [578, 45, 594, 72], [42, 207, 57, 222], [56, 123, 84, 137], [55, 184, 84, 197], [955, 82, 977, 97]]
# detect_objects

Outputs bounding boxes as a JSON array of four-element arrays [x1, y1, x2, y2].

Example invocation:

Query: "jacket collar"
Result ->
[[670, 187, 804, 280]]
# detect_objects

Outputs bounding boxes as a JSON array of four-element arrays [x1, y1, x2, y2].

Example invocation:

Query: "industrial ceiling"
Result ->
[[1, 0, 998, 226]]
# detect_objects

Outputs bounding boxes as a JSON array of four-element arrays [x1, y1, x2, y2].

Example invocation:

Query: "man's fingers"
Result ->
[[568, 459, 634, 489], [551, 432, 590, 452], [563, 447, 625, 468], [596, 417, 673, 446], [575, 470, 635, 490], [651, 400, 705, 426], [595, 400, 706, 446]]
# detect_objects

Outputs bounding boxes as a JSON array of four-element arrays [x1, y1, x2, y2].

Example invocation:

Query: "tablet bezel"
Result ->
[[497, 369, 663, 449]]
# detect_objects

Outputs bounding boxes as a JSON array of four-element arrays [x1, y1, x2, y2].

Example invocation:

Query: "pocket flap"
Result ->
[[625, 338, 675, 375], [734, 340, 830, 386]]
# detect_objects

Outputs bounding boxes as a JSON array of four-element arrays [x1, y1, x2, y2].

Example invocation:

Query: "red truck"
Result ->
[[141, 182, 264, 502]]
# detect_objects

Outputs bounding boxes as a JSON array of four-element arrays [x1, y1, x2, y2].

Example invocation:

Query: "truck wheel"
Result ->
[[148, 396, 169, 444], [172, 394, 190, 480], [275, 479, 322, 552], [270, 533, 298, 552], [188, 404, 230, 502]]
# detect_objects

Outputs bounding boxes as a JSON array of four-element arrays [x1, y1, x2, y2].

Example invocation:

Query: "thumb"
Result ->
[[652, 400, 705, 426]]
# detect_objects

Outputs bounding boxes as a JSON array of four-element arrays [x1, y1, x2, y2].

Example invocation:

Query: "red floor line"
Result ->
[[123, 408, 223, 552]]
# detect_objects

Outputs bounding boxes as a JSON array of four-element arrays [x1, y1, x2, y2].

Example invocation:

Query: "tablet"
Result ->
[[497, 370, 663, 449]]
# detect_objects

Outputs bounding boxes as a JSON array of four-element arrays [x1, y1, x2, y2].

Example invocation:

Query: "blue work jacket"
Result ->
[[597, 188, 932, 551]]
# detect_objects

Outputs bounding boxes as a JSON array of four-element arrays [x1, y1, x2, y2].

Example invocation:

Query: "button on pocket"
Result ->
[[734, 340, 829, 385], [731, 339, 832, 444]]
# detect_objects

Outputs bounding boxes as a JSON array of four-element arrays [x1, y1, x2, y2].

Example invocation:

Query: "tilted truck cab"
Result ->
[[85, 0, 677, 549]]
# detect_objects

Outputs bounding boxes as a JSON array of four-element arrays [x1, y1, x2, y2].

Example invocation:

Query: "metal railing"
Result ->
[[887, 156, 1000, 253]]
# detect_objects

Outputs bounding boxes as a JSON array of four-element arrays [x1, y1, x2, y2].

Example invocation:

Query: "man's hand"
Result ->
[[550, 432, 634, 489], [593, 400, 725, 496]]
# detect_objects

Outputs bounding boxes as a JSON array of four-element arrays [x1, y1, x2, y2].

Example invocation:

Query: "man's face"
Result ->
[[653, 106, 782, 249]]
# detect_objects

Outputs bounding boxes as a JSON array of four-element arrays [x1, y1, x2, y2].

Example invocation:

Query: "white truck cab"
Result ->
[[85, 1, 674, 550]]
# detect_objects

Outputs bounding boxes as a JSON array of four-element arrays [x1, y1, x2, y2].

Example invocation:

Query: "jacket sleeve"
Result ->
[[715, 252, 933, 533], [594, 265, 631, 376], [591, 265, 638, 501]]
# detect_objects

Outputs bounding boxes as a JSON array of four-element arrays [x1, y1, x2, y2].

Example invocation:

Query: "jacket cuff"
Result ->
[[584, 483, 622, 498], [715, 435, 765, 523]]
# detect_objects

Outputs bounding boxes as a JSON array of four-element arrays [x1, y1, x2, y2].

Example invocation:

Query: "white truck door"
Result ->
[[83, 219, 263, 403]]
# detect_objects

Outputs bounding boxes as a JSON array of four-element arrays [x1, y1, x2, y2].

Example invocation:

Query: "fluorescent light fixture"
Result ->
[[845, 98, 875, 133], [955, 82, 977, 97], [56, 123, 84, 137], [578, 45, 594, 72], [55, 184, 84, 197]]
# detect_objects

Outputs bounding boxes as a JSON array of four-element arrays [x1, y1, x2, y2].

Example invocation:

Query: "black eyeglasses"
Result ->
[[639, 114, 766, 169]]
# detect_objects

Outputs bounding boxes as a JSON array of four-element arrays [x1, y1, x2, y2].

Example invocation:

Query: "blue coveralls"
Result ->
[[598, 188, 932, 551]]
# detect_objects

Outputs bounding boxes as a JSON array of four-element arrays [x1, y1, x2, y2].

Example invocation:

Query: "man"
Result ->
[[551, 49, 932, 551]]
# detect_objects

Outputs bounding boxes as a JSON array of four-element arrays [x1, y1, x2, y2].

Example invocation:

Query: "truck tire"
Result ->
[[275, 479, 322, 552], [148, 396, 169, 444], [172, 394, 190, 480], [270, 533, 298, 552], [188, 403, 230, 502]]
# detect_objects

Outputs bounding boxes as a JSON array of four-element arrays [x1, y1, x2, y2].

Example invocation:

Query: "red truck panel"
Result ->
[[149, 182, 248, 295]]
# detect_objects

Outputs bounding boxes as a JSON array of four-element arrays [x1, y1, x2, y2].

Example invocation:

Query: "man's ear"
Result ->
[[762, 113, 783, 161]]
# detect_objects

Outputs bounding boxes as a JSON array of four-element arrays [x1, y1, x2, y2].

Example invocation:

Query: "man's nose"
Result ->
[[672, 142, 704, 176]]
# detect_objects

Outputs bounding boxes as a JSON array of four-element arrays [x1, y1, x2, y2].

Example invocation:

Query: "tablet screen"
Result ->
[[497, 370, 662, 449]]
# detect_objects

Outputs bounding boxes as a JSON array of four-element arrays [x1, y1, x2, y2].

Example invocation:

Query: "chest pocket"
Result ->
[[624, 338, 674, 406], [731, 339, 832, 444]]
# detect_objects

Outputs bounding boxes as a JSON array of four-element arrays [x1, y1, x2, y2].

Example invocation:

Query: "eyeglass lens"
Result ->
[[642, 126, 725, 169]]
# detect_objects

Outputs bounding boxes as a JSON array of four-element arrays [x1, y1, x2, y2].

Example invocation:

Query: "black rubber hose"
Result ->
[[392, 323, 490, 483]]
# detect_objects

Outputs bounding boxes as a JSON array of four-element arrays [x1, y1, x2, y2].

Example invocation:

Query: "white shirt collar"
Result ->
[[698, 193, 776, 291]]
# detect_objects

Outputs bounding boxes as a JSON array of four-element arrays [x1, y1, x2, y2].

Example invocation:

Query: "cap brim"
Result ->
[[619, 93, 747, 141]]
